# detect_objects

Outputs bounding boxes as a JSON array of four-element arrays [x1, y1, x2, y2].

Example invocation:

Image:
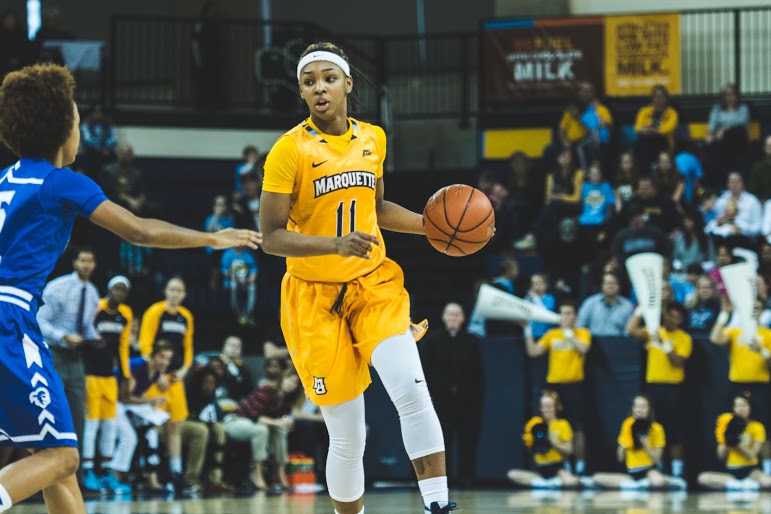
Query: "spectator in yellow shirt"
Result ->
[[627, 301, 692, 478], [698, 393, 771, 490], [525, 300, 589, 475], [634, 84, 679, 172], [592, 395, 686, 490], [710, 296, 771, 475], [558, 82, 613, 171], [507, 390, 579, 489]]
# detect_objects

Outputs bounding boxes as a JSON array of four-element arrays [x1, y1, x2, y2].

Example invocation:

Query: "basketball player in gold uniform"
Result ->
[[260, 42, 455, 514]]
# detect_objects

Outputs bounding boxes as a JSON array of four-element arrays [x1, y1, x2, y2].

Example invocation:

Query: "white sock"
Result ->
[[666, 476, 687, 490], [763, 459, 771, 475], [531, 476, 562, 489], [671, 459, 684, 477], [564, 461, 574, 474], [575, 460, 585, 475], [620, 478, 649, 491], [170, 457, 183, 474], [0, 483, 12, 512], [727, 478, 759, 491], [418, 476, 448, 509]]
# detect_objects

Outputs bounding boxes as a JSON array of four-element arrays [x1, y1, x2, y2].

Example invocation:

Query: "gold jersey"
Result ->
[[618, 417, 666, 470], [716, 413, 766, 468], [263, 117, 387, 283], [645, 327, 692, 384]]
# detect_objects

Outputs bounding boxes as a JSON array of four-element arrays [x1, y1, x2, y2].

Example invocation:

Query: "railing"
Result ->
[[103, 6, 770, 123]]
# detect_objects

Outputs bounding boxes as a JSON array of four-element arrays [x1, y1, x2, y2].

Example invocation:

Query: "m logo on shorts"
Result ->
[[313, 376, 327, 395], [29, 387, 51, 409]]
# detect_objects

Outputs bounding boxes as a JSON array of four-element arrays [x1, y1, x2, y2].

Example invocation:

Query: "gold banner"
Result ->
[[604, 13, 681, 96]]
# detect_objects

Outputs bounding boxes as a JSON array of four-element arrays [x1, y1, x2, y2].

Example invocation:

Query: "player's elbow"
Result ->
[[128, 227, 151, 246], [260, 230, 282, 256], [121, 218, 152, 246]]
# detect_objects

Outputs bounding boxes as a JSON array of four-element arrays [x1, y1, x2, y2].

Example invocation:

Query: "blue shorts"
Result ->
[[0, 302, 77, 448]]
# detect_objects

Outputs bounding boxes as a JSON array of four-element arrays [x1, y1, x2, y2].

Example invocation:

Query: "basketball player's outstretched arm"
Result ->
[[90, 200, 261, 250], [260, 191, 378, 259], [375, 178, 425, 234]]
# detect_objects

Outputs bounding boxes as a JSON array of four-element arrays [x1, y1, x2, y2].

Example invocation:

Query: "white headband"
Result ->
[[108, 275, 131, 290], [296, 51, 351, 81]]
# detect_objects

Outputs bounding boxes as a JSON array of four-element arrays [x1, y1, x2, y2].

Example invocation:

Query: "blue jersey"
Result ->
[[0, 159, 107, 302], [0, 158, 106, 448]]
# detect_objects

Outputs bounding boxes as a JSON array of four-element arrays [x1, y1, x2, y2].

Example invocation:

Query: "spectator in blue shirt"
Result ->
[[525, 273, 557, 338], [234, 145, 262, 194], [491, 259, 518, 295], [579, 163, 615, 227], [576, 271, 634, 336], [205, 195, 236, 288], [687, 275, 720, 336], [578, 163, 615, 264], [674, 140, 704, 205], [205, 196, 235, 249], [221, 247, 258, 325]]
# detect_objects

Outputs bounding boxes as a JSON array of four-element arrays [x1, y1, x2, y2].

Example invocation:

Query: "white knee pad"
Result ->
[[371, 331, 445, 460], [321, 395, 367, 503]]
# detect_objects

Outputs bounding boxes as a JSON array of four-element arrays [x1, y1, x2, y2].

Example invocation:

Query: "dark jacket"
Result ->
[[612, 224, 671, 265], [419, 328, 485, 418]]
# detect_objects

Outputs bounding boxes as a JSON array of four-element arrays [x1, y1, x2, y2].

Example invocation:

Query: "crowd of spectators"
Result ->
[[463, 80, 771, 490], [480, 81, 769, 302], [4, 20, 771, 492]]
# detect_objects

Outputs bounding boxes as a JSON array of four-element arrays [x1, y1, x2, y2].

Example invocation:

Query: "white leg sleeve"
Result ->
[[110, 405, 139, 473], [99, 418, 118, 465], [82, 419, 100, 462], [320, 395, 367, 503], [371, 330, 445, 460]]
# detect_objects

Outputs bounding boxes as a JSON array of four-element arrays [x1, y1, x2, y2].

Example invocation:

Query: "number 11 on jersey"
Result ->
[[336, 200, 357, 237]]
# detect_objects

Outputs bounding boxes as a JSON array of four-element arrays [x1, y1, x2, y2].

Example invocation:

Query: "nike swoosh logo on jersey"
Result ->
[[312, 160, 328, 168]]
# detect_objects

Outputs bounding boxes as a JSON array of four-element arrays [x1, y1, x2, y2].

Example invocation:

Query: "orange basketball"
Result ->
[[423, 184, 495, 257]]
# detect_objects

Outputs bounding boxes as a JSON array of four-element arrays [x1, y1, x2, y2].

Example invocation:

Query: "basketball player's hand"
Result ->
[[63, 334, 84, 348], [211, 228, 263, 250], [336, 231, 380, 259]]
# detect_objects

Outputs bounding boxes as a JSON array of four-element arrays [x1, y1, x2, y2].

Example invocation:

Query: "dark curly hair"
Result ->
[[0, 64, 76, 160]]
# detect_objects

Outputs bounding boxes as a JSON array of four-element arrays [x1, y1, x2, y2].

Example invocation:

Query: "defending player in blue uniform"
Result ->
[[0, 64, 261, 513]]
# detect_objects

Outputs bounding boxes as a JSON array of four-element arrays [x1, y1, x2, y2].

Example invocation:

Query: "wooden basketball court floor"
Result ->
[[10, 489, 771, 513]]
